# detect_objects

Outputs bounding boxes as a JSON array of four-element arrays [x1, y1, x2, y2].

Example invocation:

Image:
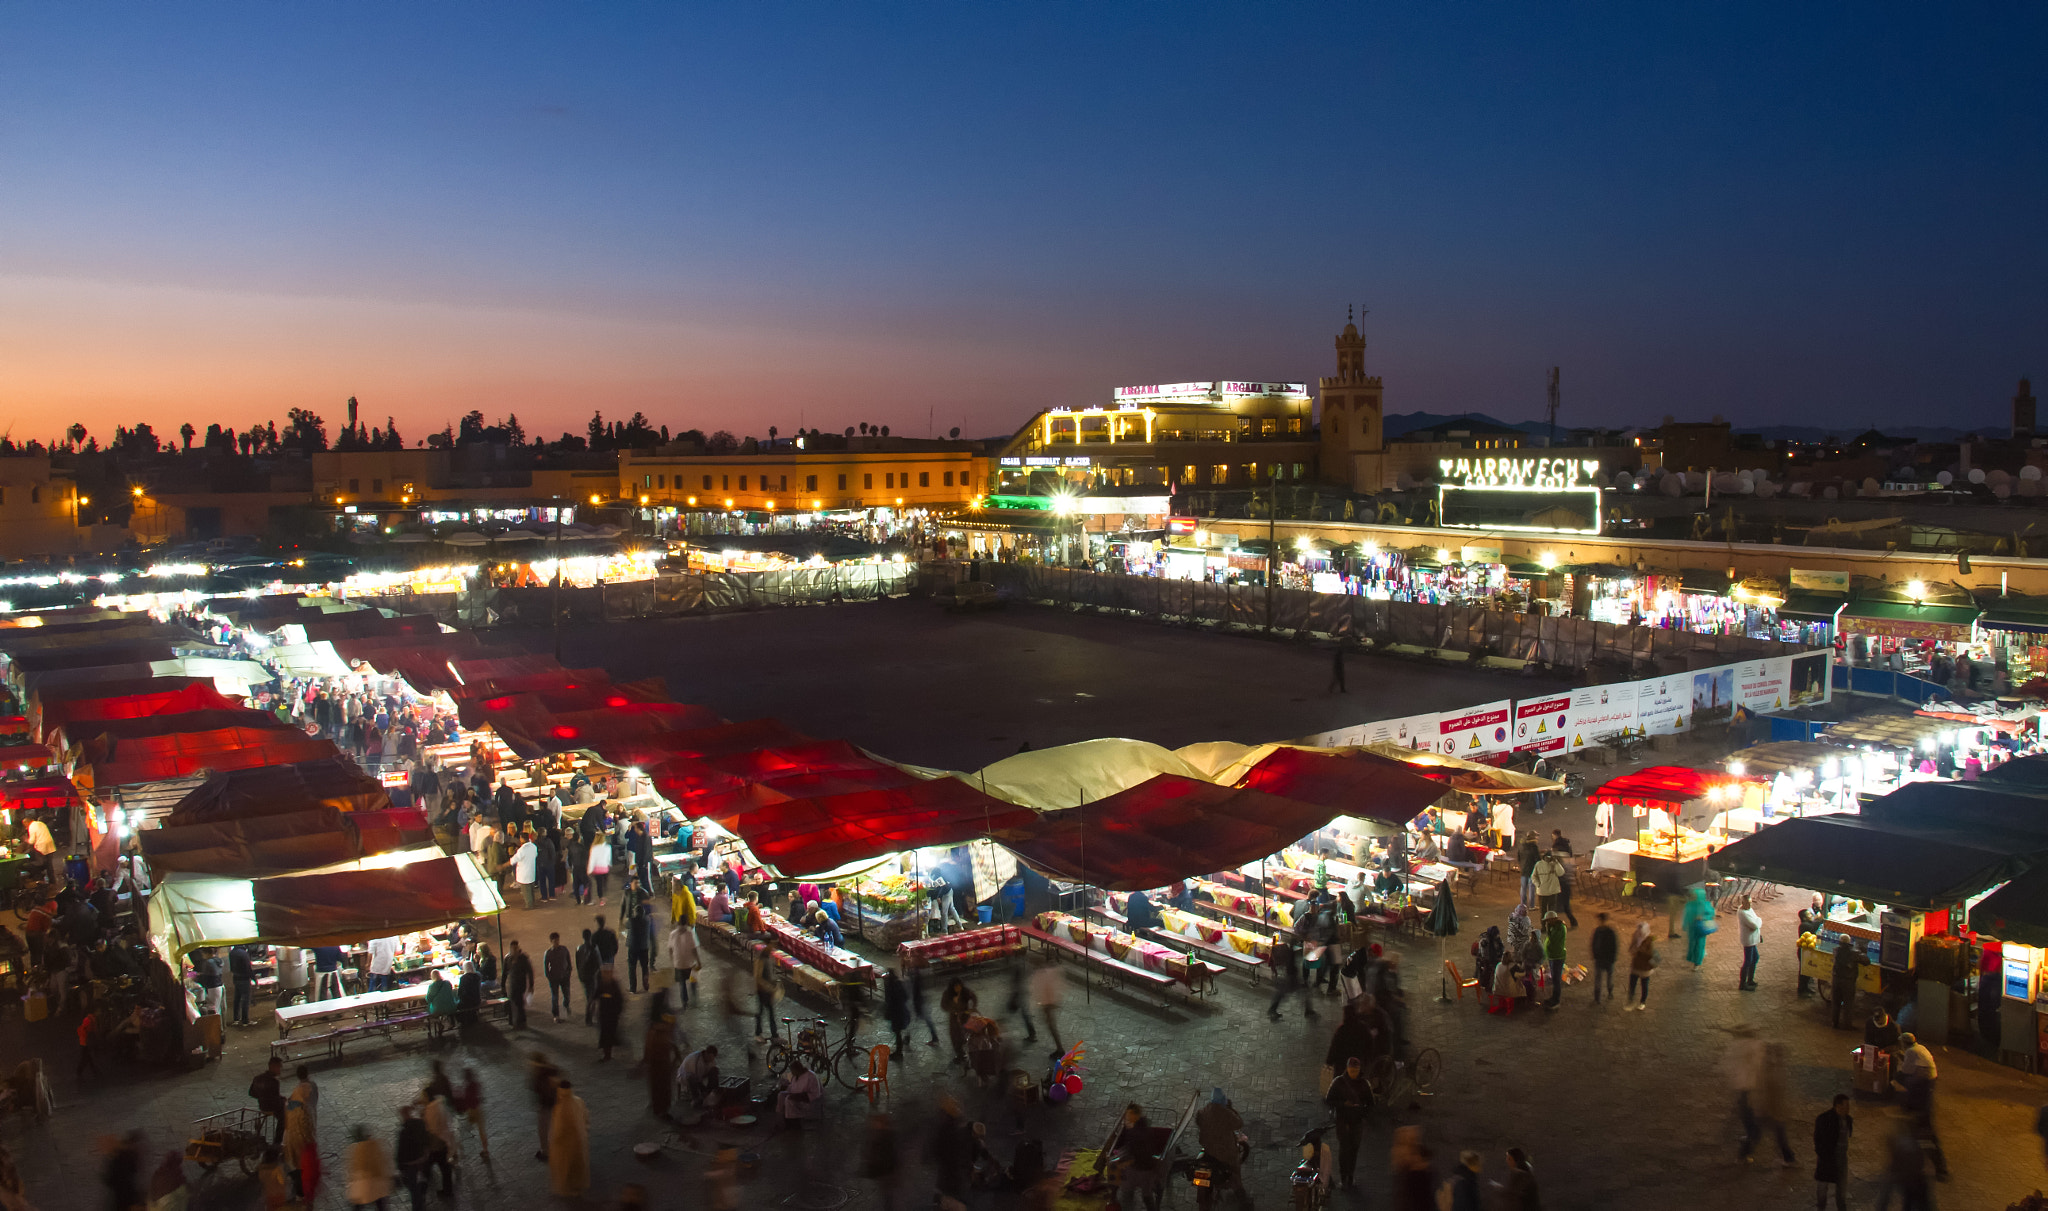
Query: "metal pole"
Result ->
[[551, 498, 564, 663], [1265, 475, 1276, 631]]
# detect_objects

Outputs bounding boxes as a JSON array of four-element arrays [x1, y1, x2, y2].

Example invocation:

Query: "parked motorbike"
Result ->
[[1182, 1129, 1252, 1211], [1288, 1123, 1333, 1211]]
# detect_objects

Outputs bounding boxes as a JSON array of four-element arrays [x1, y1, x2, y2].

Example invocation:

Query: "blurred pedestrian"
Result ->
[[1813, 1093, 1853, 1211], [595, 969, 625, 1061], [861, 1111, 900, 1211], [347, 1123, 394, 1211], [526, 1051, 560, 1163], [1389, 1125, 1433, 1211], [548, 1080, 590, 1198], [1736, 895, 1763, 990], [1322, 1056, 1371, 1189]]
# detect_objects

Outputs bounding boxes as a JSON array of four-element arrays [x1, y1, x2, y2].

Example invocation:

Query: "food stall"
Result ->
[[1727, 741, 1889, 818], [1586, 766, 1754, 896]]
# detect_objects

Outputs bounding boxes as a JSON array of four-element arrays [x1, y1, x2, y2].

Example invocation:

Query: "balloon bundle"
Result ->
[[1043, 1040, 1087, 1105]]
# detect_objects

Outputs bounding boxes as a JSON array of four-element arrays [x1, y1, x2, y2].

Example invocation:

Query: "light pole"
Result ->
[[551, 497, 564, 663]]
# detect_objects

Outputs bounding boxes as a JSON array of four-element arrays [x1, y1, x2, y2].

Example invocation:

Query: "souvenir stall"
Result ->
[[1586, 766, 1755, 896]]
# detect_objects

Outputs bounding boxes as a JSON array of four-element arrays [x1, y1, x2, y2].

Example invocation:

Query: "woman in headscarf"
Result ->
[[547, 1079, 590, 1196], [1504, 903, 1533, 957], [1627, 922, 1657, 1010], [1474, 925, 1506, 991], [1681, 886, 1715, 968]]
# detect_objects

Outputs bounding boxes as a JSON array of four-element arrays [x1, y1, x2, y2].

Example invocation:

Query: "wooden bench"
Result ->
[[1088, 906, 1236, 993], [699, 920, 747, 956], [1016, 925, 1182, 998], [269, 1011, 437, 1063], [1210, 871, 1306, 901]]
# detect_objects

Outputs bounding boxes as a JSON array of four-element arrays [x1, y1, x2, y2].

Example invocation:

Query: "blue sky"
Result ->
[[0, 3, 2042, 442]]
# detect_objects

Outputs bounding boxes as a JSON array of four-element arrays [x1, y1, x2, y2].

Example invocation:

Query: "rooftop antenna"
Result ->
[[1545, 366, 1561, 447]]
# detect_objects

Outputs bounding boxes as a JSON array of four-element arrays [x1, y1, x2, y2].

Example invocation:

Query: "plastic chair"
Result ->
[[1443, 959, 1479, 1001], [857, 1043, 891, 1106]]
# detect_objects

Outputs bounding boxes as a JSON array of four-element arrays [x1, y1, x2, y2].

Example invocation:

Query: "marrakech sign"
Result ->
[[1439, 457, 1602, 490]]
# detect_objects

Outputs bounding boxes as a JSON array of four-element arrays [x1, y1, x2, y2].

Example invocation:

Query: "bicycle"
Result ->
[[1365, 1048, 1441, 1113]]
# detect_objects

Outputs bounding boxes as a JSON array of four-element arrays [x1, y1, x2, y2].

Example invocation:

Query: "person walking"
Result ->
[[860, 1112, 900, 1211], [526, 1051, 560, 1163], [1736, 895, 1763, 991], [1896, 1033, 1948, 1179], [548, 1079, 590, 1198], [228, 944, 256, 1026], [1322, 1055, 1372, 1190], [752, 947, 781, 1039], [1727, 1035, 1795, 1166], [1004, 950, 1037, 1044], [1626, 922, 1656, 1011], [419, 1085, 457, 1199], [907, 965, 941, 1047], [940, 977, 977, 1064], [1589, 913, 1618, 1004], [542, 933, 572, 1023], [591, 915, 620, 970], [502, 939, 534, 1030], [1267, 938, 1318, 1020], [644, 992, 677, 1119], [1516, 834, 1541, 909], [250, 1056, 288, 1145], [454, 1067, 489, 1162], [1540, 912, 1567, 1009], [627, 902, 655, 993], [666, 914, 700, 1006], [1813, 1093, 1853, 1211], [587, 832, 613, 906], [394, 1106, 431, 1211], [1877, 1119, 1932, 1211], [1032, 958, 1067, 1057], [506, 831, 538, 910], [882, 969, 913, 1058], [1328, 647, 1347, 694], [347, 1122, 394, 1211], [1491, 1149, 1541, 1210], [1447, 1150, 1483, 1211], [594, 968, 625, 1061], [1531, 850, 1565, 921], [1389, 1125, 1433, 1211], [1682, 886, 1716, 969], [575, 930, 601, 1025]]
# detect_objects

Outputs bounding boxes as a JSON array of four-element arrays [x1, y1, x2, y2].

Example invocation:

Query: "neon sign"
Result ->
[[1439, 457, 1601, 489]]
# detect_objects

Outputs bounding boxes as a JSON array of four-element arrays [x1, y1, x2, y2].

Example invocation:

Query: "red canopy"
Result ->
[[1236, 748, 1451, 827], [623, 719, 815, 778], [999, 774, 1342, 891], [0, 743, 55, 772], [86, 732, 339, 787], [0, 777, 90, 815], [35, 679, 241, 740], [67, 708, 291, 759], [688, 759, 923, 827], [735, 778, 1037, 876], [482, 699, 723, 759], [1586, 765, 1743, 810]]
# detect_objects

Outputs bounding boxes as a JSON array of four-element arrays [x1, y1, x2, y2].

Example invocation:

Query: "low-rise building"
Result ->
[[620, 441, 988, 513], [996, 379, 1318, 498]]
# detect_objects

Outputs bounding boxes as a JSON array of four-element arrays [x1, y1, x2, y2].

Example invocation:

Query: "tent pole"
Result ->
[[1080, 794, 1089, 1005]]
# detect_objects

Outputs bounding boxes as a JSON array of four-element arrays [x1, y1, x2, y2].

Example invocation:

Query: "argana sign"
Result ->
[[1113, 380, 1308, 403]]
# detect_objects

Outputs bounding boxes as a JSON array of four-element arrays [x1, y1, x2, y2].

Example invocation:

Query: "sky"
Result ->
[[0, 3, 2043, 445]]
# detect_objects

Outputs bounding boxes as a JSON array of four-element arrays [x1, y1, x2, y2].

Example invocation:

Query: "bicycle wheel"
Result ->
[[1411, 1048, 1442, 1092], [1363, 1055, 1394, 1102], [832, 1045, 865, 1091], [765, 1039, 793, 1076]]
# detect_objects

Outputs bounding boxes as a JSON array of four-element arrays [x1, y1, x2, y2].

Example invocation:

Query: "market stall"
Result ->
[[1586, 766, 1755, 894]]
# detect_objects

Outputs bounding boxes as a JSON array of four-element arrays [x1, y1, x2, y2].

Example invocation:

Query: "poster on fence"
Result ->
[[1354, 713, 1440, 749], [1634, 674, 1689, 735], [1432, 700, 1513, 756], [1566, 683, 1640, 751], [1734, 658, 1792, 714], [1513, 695, 1572, 755], [1789, 650, 1831, 707]]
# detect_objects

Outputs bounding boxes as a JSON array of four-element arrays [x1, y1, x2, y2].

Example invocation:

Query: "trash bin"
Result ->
[[977, 905, 994, 925]]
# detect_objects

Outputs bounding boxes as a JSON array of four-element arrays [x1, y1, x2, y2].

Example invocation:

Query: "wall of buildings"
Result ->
[[620, 447, 988, 511], [0, 457, 98, 557]]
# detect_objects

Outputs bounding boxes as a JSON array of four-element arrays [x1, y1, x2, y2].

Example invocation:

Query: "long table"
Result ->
[[761, 909, 878, 985], [1035, 911, 1207, 991], [275, 983, 433, 1037]]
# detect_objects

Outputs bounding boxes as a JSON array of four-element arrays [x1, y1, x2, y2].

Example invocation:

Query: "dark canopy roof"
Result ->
[[1709, 814, 2031, 910], [1982, 754, 2048, 793], [1971, 865, 2048, 947], [166, 757, 392, 825], [252, 857, 482, 947], [1000, 774, 1341, 892], [1237, 748, 1453, 827], [1858, 780, 2048, 845], [67, 708, 291, 759]]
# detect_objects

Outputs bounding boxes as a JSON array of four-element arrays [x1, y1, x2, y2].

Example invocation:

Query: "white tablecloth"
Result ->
[[1591, 839, 1639, 872]]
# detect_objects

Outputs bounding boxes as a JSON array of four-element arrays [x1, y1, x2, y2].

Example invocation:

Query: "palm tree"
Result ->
[[66, 423, 86, 449], [179, 422, 196, 450]]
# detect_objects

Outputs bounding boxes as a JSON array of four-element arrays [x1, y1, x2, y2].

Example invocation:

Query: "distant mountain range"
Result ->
[[1381, 411, 2008, 444]]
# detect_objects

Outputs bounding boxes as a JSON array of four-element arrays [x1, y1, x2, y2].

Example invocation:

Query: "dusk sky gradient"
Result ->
[[1, 4, 2043, 444]]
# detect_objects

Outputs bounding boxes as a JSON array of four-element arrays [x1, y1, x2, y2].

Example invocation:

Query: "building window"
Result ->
[[864, 474, 873, 489], [1181, 464, 1197, 484], [943, 471, 953, 487], [806, 475, 818, 491], [348, 479, 359, 493], [739, 475, 748, 491], [0, 488, 6, 504], [1210, 464, 1229, 484], [28, 487, 37, 503], [779, 475, 787, 491], [1293, 463, 1305, 479], [721, 475, 729, 490], [643, 474, 652, 487], [1242, 463, 1256, 482], [658, 475, 666, 489], [1361, 417, 1371, 436], [919, 472, 929, 487], [371, 479, 382, 494], [885, 473, 894, 489], [838, 474, 848, 490], [703, 475, 713, 490]]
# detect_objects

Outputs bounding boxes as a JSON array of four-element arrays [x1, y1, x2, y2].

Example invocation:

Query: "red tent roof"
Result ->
[[1000, 774, 1342, 891], [0, 777, 90, 814], [65, 708, 291, 758], [86, 732, 339, 788], [1235, 748, 1451, 827], [1587, 765, 1744, 810], [617, 719, 814, 775], [0, 744, 56, 772], [735, 777, 1037, 876], [35, 679, 241, 740], [252, 858, 481, 947]]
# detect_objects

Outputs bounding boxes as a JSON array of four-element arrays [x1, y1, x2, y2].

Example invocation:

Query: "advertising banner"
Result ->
[[1634, 673, 1690, 735], [1513, 694, 1572, 755], [1789, 650, 1831, 708], [1354, 713, 1440, 749], [1565, 684, 1639, 751], [1735, 657, 1793, 714], [1432, 700, 1513, 756]]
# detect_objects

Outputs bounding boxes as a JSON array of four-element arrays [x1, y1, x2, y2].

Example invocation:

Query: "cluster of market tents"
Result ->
[[6, 597, 1577, 977], [1710, 756, 2048, 947]]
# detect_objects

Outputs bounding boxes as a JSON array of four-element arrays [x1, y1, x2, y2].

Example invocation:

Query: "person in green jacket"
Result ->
[[1541, 912, 1568, 1009], [424, 970, 457, 1018]]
